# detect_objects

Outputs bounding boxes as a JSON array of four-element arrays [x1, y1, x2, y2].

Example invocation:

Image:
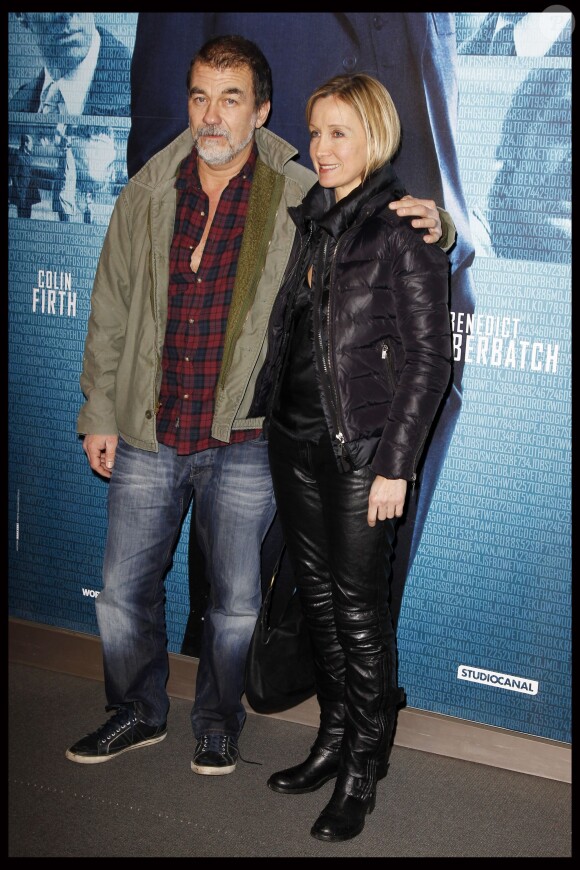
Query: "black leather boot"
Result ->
[[310, 774, 376, 842], [268, 691, 345, 795], [267, 746, 340, 794]]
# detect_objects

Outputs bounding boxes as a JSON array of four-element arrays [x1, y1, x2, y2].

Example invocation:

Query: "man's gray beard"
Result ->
[[193, 122, 256, 166]]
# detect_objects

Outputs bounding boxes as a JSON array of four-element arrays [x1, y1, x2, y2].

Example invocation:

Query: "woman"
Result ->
[[263, 74, 452, 842]]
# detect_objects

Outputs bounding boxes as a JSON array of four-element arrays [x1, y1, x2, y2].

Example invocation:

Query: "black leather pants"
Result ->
[[268, 426, 402, 797]]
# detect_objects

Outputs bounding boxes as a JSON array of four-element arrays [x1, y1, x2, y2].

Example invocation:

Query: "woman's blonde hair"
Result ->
[[305, 73, 401, 183]]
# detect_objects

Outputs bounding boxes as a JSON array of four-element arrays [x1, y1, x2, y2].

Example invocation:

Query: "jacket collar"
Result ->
[[296, 161, 407, 239], [132, 125, 299, 192], [254, 125, 300, 174]]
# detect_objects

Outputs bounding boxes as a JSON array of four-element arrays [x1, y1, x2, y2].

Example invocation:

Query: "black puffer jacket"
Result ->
[[256, 162, 452, 480]]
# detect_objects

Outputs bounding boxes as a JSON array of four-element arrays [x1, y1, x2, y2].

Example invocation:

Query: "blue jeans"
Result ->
[[96, 435, 276, 739]]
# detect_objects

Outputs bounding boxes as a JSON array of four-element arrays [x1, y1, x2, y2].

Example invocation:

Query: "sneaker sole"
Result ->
[[190, 760, 236, 775], [65, 731, 167, 764]]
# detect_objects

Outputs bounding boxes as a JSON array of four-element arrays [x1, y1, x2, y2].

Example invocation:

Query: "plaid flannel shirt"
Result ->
[[156, 145, 262, 454]]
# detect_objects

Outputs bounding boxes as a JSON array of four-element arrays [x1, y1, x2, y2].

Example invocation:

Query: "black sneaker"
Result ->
[[191, 733, 238, 775], [65, 708, 167, 764]]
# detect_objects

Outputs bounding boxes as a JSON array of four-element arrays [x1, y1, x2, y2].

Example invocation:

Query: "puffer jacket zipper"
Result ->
[[409, 425, 429, 490], [313, 232, 352, 466]]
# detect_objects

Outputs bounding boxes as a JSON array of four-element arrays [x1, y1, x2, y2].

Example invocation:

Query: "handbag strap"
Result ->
[[261, 544, 287, 630]]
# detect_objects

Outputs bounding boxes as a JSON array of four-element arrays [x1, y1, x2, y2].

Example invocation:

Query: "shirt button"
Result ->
[[373, 15, 383, 29], [185, 356, 190, 362], [189, 318, 195, 324], [183, 394, 189, 399], [197, 277, 202, 283], [200, 211, 205, 216], [342, 55, 357, 72]]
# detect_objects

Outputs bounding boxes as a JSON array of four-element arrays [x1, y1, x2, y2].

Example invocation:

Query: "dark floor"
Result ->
[[8, 662, 572, 858]]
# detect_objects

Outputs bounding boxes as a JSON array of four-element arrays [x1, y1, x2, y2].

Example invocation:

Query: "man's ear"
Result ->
[[255, 101, 271, 130]]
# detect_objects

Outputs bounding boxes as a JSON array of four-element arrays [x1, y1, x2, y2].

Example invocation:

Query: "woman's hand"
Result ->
[[367, 475, 408, 526]]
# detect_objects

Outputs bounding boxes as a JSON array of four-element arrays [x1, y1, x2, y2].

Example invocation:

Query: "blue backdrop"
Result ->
[[8, 12, 571, 744]]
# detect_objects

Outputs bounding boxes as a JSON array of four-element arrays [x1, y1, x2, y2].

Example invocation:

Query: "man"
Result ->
[[9, 12, 132, 116], [52, 123, 77, 222], [83, 190, 94, 224], [66, 35, 450, 774], [9, 133, 40, 218], [128, 14, 476, 638]]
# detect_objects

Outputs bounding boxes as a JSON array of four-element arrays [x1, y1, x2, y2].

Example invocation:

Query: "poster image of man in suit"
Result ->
[[457, 11, 572, 263], [9, 12, 132, 117]]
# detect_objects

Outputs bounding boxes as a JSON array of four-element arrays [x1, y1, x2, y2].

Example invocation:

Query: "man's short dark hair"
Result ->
[[187, 34, 272, 109]]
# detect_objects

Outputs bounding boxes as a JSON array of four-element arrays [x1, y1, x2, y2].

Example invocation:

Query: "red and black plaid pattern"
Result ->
[[156, 145, 261, 454]]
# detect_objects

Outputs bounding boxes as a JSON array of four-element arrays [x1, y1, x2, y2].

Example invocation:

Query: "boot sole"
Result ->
[[268, 771, 337, 794], [310, 824, 365, 842]]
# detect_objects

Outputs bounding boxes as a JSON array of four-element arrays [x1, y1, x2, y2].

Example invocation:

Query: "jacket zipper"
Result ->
[[382, 342, 422, 489], [315, 234, 350, 461], [409, 425, 429, 490]]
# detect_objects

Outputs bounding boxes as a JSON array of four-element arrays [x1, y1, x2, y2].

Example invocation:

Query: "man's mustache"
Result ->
[[194, 125, 231, 141]]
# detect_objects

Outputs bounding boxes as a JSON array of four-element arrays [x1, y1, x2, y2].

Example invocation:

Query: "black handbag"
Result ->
[[245, 546, 316, 714]]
